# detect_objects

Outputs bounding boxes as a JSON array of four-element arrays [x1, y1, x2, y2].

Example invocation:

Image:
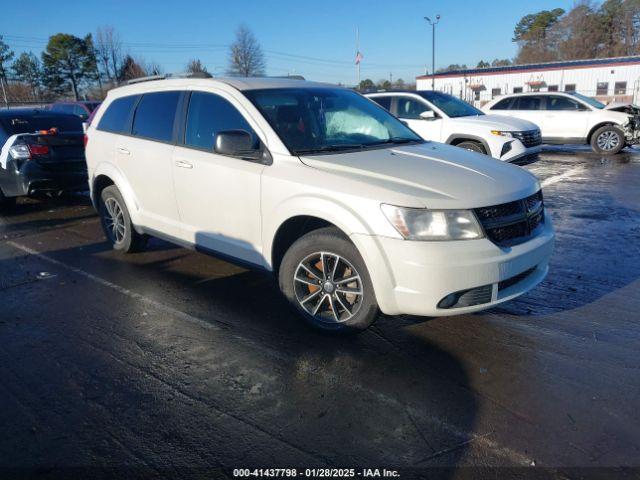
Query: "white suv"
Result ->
[[86, 76, 554, 333], [366, 91, 542, 163], [483, 92, 640, 155]]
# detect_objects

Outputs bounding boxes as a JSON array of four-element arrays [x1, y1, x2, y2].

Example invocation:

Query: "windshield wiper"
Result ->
[[294, 144, 365, 154], [369, 137, 421, 146]]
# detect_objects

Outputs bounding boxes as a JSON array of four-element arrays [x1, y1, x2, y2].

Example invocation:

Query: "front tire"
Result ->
[[278, 227, 379, 333], [456, 140, 486, 154], [99, 185, 147, 253], [591, 125, 625, 155]]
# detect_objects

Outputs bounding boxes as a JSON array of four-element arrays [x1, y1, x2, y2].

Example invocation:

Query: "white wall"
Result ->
[[417, 62, 640, 106]]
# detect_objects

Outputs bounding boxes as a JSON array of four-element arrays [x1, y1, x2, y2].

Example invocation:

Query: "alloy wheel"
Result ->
[[103, 197, 126, 244], [597, 130, 620, 151], [293, 251, 363, 324]]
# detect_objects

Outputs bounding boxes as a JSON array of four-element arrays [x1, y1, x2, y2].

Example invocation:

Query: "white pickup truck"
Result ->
[[366, 90, 542, 163]]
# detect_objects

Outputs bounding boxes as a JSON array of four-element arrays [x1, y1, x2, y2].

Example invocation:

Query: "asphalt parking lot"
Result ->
[[0, 147, 639, 478]]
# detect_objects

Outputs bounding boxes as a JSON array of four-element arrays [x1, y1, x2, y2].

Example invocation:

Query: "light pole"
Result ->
[[424, 15, 441, 90]]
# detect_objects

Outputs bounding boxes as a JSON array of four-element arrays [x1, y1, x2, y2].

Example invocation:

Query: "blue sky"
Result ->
[[3, 0, 577, 85]]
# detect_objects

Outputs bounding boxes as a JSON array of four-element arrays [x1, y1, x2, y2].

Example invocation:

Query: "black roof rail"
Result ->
[[126, 71, 213, 85]]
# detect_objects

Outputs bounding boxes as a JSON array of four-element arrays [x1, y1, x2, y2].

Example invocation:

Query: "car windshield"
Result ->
[[569, 92, 605, 109], [417, 91, 484, 118], [244, 87, 423, 155]]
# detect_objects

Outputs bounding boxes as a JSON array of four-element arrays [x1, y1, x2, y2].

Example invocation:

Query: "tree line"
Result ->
[[0, 25, 266, 103], [435, 0, 640, 73]]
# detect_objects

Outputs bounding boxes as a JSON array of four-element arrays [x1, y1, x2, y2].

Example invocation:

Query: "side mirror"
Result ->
[[215, 130, 261, 160], [419, 110, 436, 120]]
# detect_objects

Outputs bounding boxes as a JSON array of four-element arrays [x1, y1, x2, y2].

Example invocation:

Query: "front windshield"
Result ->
[[244, 87, 423, 155], [417, 91, 484, 118], [569, 92, 605, 109]]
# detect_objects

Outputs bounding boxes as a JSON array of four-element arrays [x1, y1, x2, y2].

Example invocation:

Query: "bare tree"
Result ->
[[186, 58, 208, 74], [95, 26, 122, 82], [227, 25, 266, 77]]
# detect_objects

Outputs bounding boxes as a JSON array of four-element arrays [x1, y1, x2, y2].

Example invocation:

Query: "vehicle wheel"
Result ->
[[591, 125, 625, 155], [99, 185, 147, 253], [456, 140, 486, 154], [0, 188, 16, 212], [278, 227, 379, 333]]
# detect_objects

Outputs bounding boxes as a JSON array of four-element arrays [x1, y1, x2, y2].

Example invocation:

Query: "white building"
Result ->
[[416, 56, 640, 106]]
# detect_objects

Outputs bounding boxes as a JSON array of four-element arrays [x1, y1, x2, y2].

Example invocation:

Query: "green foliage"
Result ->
[[12, 52, 41, 97], [42, 33, 98, 100], [186, 59, 208, 74], [476, 60, 491, 68], [491, 58, 513, 67], [0, 35, 15, 80], [436, 64, 468, 73], [513, 8, 565, 42], [358, 78, 375, 91]]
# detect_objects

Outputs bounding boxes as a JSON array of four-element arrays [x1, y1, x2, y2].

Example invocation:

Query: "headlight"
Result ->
[[491, 130, 514, 138], [381, 204, 484, 241]]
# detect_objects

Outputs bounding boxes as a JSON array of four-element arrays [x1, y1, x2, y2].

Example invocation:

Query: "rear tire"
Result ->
[[99, 185, 147, 253], [456, 140, 486, 154], [591, 125, 625, 155], [278, 227, 379, 333], [0, 189, 16, 212]]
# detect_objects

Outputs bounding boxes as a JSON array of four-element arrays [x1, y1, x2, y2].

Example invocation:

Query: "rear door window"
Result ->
[[513, 96, 542, 110], [98, 95, 140, 134], [132, 91, 181, 143], [183, 91, 256, 151]]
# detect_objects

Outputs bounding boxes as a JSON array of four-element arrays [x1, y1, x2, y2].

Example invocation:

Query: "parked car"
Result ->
[[85, 76, 554, 333], [50, 100, 101, 121], [366, 90, 542, 163], [0, 109, 88, 209], [482, 92, 640, 155]]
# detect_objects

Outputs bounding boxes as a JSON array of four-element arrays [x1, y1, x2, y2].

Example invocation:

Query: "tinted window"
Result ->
[[0, 114, 83, 135], [51, 104, 74, 114], [491, 98, 513, 110], [596, 82, 608, 95], [370, 96, 391, 110], [546, 96, 582, 111], [615, 82, 627, 94], [184, 92, 256, 150], [564, 84, 576, 92], [548, 85, 559, 92], [513, 96, 542, 110], [397, 97, 431, 119], [513, 87, 523, 93], [98, 95, 139, 134], [132, 91, 180, 142], [417, 91, 484, 117]]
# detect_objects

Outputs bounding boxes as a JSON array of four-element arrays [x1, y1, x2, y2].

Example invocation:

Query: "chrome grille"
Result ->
[[474, 190, 545, 247], [512, 130, 542, 148]]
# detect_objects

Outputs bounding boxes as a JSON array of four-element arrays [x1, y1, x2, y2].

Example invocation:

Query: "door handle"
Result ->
[[175, 160, 193, 169], [117, 147, 130, 155]]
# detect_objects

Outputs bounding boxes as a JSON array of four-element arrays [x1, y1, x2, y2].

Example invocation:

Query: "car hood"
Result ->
[[604, 101, 640, 115], [450, 114, 540, 131], [299, 142, 540, 210]]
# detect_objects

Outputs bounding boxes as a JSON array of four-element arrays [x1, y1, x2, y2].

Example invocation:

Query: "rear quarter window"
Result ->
[[370, 96, 391, 111], [98, 95, 140, 134]]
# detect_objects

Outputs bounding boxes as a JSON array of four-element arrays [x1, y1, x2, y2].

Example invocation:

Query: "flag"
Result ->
[[355, 51, 363, 65]]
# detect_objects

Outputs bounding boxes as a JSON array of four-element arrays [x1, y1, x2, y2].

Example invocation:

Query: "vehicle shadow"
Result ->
[[0, 233, 480, 476]]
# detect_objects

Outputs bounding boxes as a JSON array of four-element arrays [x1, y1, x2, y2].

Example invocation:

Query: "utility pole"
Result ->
[[355, 27, 361, 87], [424, 15, 441, 90]]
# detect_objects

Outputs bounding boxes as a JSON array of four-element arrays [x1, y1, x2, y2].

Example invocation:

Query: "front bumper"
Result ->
[[2, 160, 88, 197], [499, 141, 541, 163], [352, 219, 554, 317]]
